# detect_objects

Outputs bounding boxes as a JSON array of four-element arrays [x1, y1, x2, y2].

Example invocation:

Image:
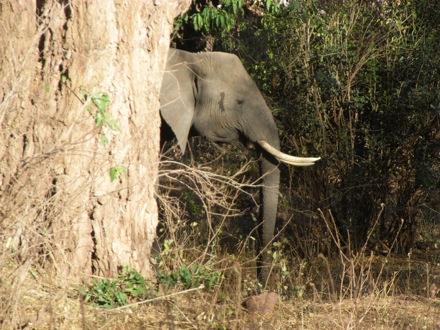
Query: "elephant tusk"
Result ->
[[257, 140, 321, 166]]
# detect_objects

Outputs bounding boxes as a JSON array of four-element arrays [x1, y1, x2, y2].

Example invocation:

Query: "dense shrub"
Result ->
[[173, 0, 439, 254]]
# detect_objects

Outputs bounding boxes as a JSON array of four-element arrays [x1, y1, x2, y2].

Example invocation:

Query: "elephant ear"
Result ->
[[160, 66, 196, 154]]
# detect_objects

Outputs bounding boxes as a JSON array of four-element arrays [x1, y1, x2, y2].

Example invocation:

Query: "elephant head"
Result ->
[[160, 48, 320, 286]]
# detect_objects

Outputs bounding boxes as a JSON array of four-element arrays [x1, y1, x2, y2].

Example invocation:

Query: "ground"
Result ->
[[2, 223, 440, 329]]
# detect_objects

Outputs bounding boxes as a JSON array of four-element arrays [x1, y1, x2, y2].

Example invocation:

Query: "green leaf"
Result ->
[[105, 118, 120, 131], [102, 113, 118, 130], [110, 165, 127, 182], [91, 92, 110, 112], [220, 14, 226, 29], [94, 112, 103, 127], [193, 13, 203, 31], [100, 133, 109, 146], [232, 0, 237, 14]]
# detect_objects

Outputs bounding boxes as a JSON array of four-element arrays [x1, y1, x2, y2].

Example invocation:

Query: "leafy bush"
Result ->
[[82, 260, 223, 309], [174, 0, 439, 254], [228, 0, 439, 253], [156, 262, 223, 291], [82, 267, 150, 309], [173, 0, 245, 50]]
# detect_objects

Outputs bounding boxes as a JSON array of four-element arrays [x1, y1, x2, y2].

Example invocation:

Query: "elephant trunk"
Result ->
[[242, 109, 319, 286], [258, 147, 281, 287]]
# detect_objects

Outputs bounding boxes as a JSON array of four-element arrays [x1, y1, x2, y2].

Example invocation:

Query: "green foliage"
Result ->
[[233, 0, 438, 252], [110, 165, 127, 182], [61, 78, 128, 184], [173, 0, 285, 48], [174, 0, 439, 253], [174, 0, 244, 34], [61, 78, 120, 145], [82, 257, 222, 310], [182, 190, 204, 219], [156, 262, 222, 291], [76, 89, 120, 146], [90, 92, 120, 131], [260, 0, 281, 14], [153, 238, 222, 291], [82, 267, 150, 309], [81, 89, 127, 182], [89, 91, 126, 182]]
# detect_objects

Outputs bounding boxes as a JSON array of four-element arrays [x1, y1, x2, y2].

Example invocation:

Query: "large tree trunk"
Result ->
[[0, 1, 189, 278]]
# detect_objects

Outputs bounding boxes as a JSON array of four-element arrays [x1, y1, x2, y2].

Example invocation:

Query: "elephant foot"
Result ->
[[243, 292, 278, 330]]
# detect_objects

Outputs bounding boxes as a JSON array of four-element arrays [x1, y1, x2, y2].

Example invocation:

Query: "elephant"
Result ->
[[159, 48, 320, 286]]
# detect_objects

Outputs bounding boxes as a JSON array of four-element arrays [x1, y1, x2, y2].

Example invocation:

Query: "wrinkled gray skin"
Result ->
[[160, 48, 318, 286]]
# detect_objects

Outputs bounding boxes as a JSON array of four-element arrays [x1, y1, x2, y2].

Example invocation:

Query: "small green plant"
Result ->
[[156, 262, 223, 291], [61, 77, 120, 137], [64, 83, 127, 182], [90, 92, 120, 131], [83, 277, 128, 308], [83, 266, 150, 309], [87, 91, 119, 146], [110, 165, 127, 182], [182, 191, 203, 219], [69, 85, 119, 146], [86, 92, 128, 182]]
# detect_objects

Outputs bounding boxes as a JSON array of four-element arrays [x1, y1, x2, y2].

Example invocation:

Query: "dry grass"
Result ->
[[1, 144, 440, 330], [1, 258, 439, 329]]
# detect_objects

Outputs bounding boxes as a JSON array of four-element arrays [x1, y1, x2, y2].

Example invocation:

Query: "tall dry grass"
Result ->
[[1, 141, 439, 329]]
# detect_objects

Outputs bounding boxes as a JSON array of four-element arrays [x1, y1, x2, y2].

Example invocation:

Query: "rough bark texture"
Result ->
[[0, 0, 190, 279]]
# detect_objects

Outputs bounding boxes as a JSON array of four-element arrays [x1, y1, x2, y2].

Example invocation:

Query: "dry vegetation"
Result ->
[[2, 1, 438, 329], [1, 142, 439, 330]]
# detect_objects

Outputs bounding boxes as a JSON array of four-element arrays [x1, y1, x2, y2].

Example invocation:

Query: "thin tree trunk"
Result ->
[[0, 1, 189, 278]]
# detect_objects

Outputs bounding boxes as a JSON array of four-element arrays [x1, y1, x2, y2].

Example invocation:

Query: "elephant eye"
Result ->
[[236, 99, 244, 106]]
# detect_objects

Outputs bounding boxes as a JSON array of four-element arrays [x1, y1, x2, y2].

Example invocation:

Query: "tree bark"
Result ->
[[0, 0, 190, 278]]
